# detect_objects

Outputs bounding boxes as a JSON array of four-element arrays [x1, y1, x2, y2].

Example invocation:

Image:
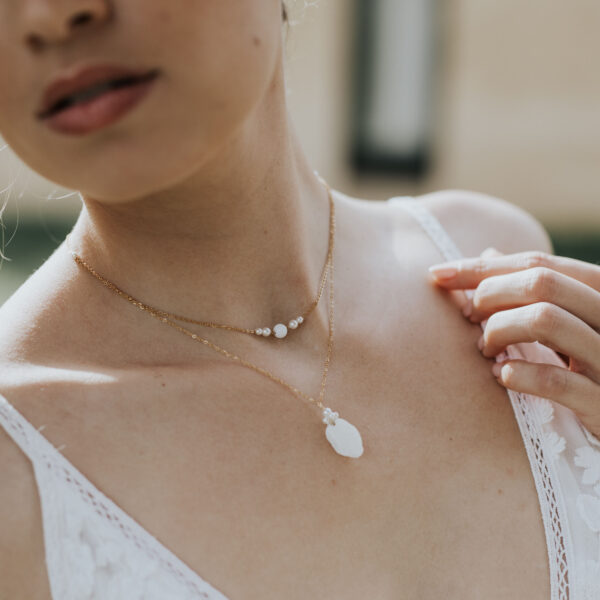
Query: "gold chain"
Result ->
[[66, 176, 334, 338], [67, 177, 337, 412]]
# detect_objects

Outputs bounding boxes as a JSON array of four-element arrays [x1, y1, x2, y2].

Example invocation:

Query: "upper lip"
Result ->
[[36, 62, 160, 119]]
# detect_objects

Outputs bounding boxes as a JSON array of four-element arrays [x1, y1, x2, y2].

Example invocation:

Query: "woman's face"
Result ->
[[0, 0, 284, 201]]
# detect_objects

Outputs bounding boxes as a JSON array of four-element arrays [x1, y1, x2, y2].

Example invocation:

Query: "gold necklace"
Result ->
[[66, 178, 364, 458], [66, 173, 334, 341]]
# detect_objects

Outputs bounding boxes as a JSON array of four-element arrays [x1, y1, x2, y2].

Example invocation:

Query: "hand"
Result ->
[[428, 248, 600, 439]]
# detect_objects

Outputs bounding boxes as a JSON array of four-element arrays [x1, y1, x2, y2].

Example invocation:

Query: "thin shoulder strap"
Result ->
[[0, 393, 58, 464], [387, 196, 464, 262], [0, 392, 234, 599]]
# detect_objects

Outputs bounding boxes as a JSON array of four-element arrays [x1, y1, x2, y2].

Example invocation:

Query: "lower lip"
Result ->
[[41, 75, 159, 136]]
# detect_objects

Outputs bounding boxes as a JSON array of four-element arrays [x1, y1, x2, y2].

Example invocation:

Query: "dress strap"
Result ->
[[387, 196, 464, 263], [0, 393, 58, 465]]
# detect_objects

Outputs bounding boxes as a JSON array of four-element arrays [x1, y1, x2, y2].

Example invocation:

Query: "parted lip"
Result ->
[[36, 62, 160, 119]]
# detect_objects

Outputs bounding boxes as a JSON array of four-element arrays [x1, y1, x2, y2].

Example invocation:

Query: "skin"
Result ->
[[1, 1, 595, 598], [0, 0, 331, 341], [430, 249, 600, 437]]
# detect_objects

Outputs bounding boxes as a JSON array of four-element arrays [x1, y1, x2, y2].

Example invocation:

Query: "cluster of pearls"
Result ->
[[322, 407, 339, 425], [255, 315, 304, 338]]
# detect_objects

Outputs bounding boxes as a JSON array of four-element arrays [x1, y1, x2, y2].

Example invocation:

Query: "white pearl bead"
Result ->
[[256, 328, 263, 335], [288, 319, 298, 329], [297, 316, 304, 324], [273, 323, 288, 338], [262, 327, 271, 336]]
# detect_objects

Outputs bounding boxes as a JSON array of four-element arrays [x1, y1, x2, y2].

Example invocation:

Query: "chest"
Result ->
[[35, 317, 552, 600], [9, 242, 557, 600]]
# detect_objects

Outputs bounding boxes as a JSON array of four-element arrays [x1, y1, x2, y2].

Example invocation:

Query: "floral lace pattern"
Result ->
[[575, 559, 600, 600], [573, 434, 600, 599], [42, 474, 224, 600], [0, 395, 231, 600]]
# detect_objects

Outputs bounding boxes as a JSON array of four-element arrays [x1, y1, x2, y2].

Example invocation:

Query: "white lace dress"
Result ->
[[0, 196, 598, 599]]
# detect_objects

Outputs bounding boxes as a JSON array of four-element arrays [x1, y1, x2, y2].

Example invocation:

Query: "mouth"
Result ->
[[37, 69, 160, 120]]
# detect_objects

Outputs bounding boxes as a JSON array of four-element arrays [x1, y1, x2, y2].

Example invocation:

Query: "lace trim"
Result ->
[[500, 347, 572, 600], [387, 197, 465, 263], [388, 196, 572, 599], [0, 394, 231, 600]]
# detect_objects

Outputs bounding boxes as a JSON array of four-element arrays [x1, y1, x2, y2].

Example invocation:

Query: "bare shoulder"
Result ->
[[0, 379, 51, 596], [0, 242, 75, 597], [416, 188, 554, 256]]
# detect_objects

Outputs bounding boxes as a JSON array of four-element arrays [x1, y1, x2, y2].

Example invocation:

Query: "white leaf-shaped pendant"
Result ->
[[322, 407, 364, 458]]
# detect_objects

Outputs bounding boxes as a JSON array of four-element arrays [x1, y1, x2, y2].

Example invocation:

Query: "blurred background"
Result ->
[[1, 0, 599, 306]]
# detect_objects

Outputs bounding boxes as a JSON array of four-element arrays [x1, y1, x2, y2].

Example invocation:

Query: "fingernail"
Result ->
[[477, 335, 484, 350], [462, 300, 472, 317], [480, 247, 499, 258], [492, 362, 502, 376], [428, 265, 458, 279]]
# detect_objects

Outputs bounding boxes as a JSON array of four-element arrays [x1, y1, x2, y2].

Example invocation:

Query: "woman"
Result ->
[[0, 1, 599, 598]]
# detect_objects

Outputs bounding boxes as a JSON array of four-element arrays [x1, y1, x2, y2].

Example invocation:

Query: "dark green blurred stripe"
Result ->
[[0, 217, 598, 306]]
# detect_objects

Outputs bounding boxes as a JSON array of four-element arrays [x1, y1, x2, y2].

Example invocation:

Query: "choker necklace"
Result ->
[[66, 175, 364, 458], [68, 172, 334, 341]]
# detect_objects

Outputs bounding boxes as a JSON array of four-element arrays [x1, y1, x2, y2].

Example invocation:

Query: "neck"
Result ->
[[67, 110, 333, 343]]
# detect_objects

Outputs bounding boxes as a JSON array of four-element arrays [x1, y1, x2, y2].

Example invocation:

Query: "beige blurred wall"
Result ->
[[1, 0, 599, 229]]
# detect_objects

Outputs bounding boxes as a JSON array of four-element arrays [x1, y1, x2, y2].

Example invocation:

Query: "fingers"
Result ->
[[480, 302, 600, 383], [492, 358, 600, 431], [442, 247, 503, 314], [429, 250, 600, 293], [435, 247, 600, 438], [464, 267, 600, 332]]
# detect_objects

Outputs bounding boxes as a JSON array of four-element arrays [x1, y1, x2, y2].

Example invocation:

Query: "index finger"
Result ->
[[428, 251, 600, 292]]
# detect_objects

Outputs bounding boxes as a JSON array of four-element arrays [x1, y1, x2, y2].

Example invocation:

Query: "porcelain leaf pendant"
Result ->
[[322, 407, 364, 458]]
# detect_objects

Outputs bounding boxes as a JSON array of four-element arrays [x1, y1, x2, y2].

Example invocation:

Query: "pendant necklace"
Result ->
[[66, 174, 364, 458]]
